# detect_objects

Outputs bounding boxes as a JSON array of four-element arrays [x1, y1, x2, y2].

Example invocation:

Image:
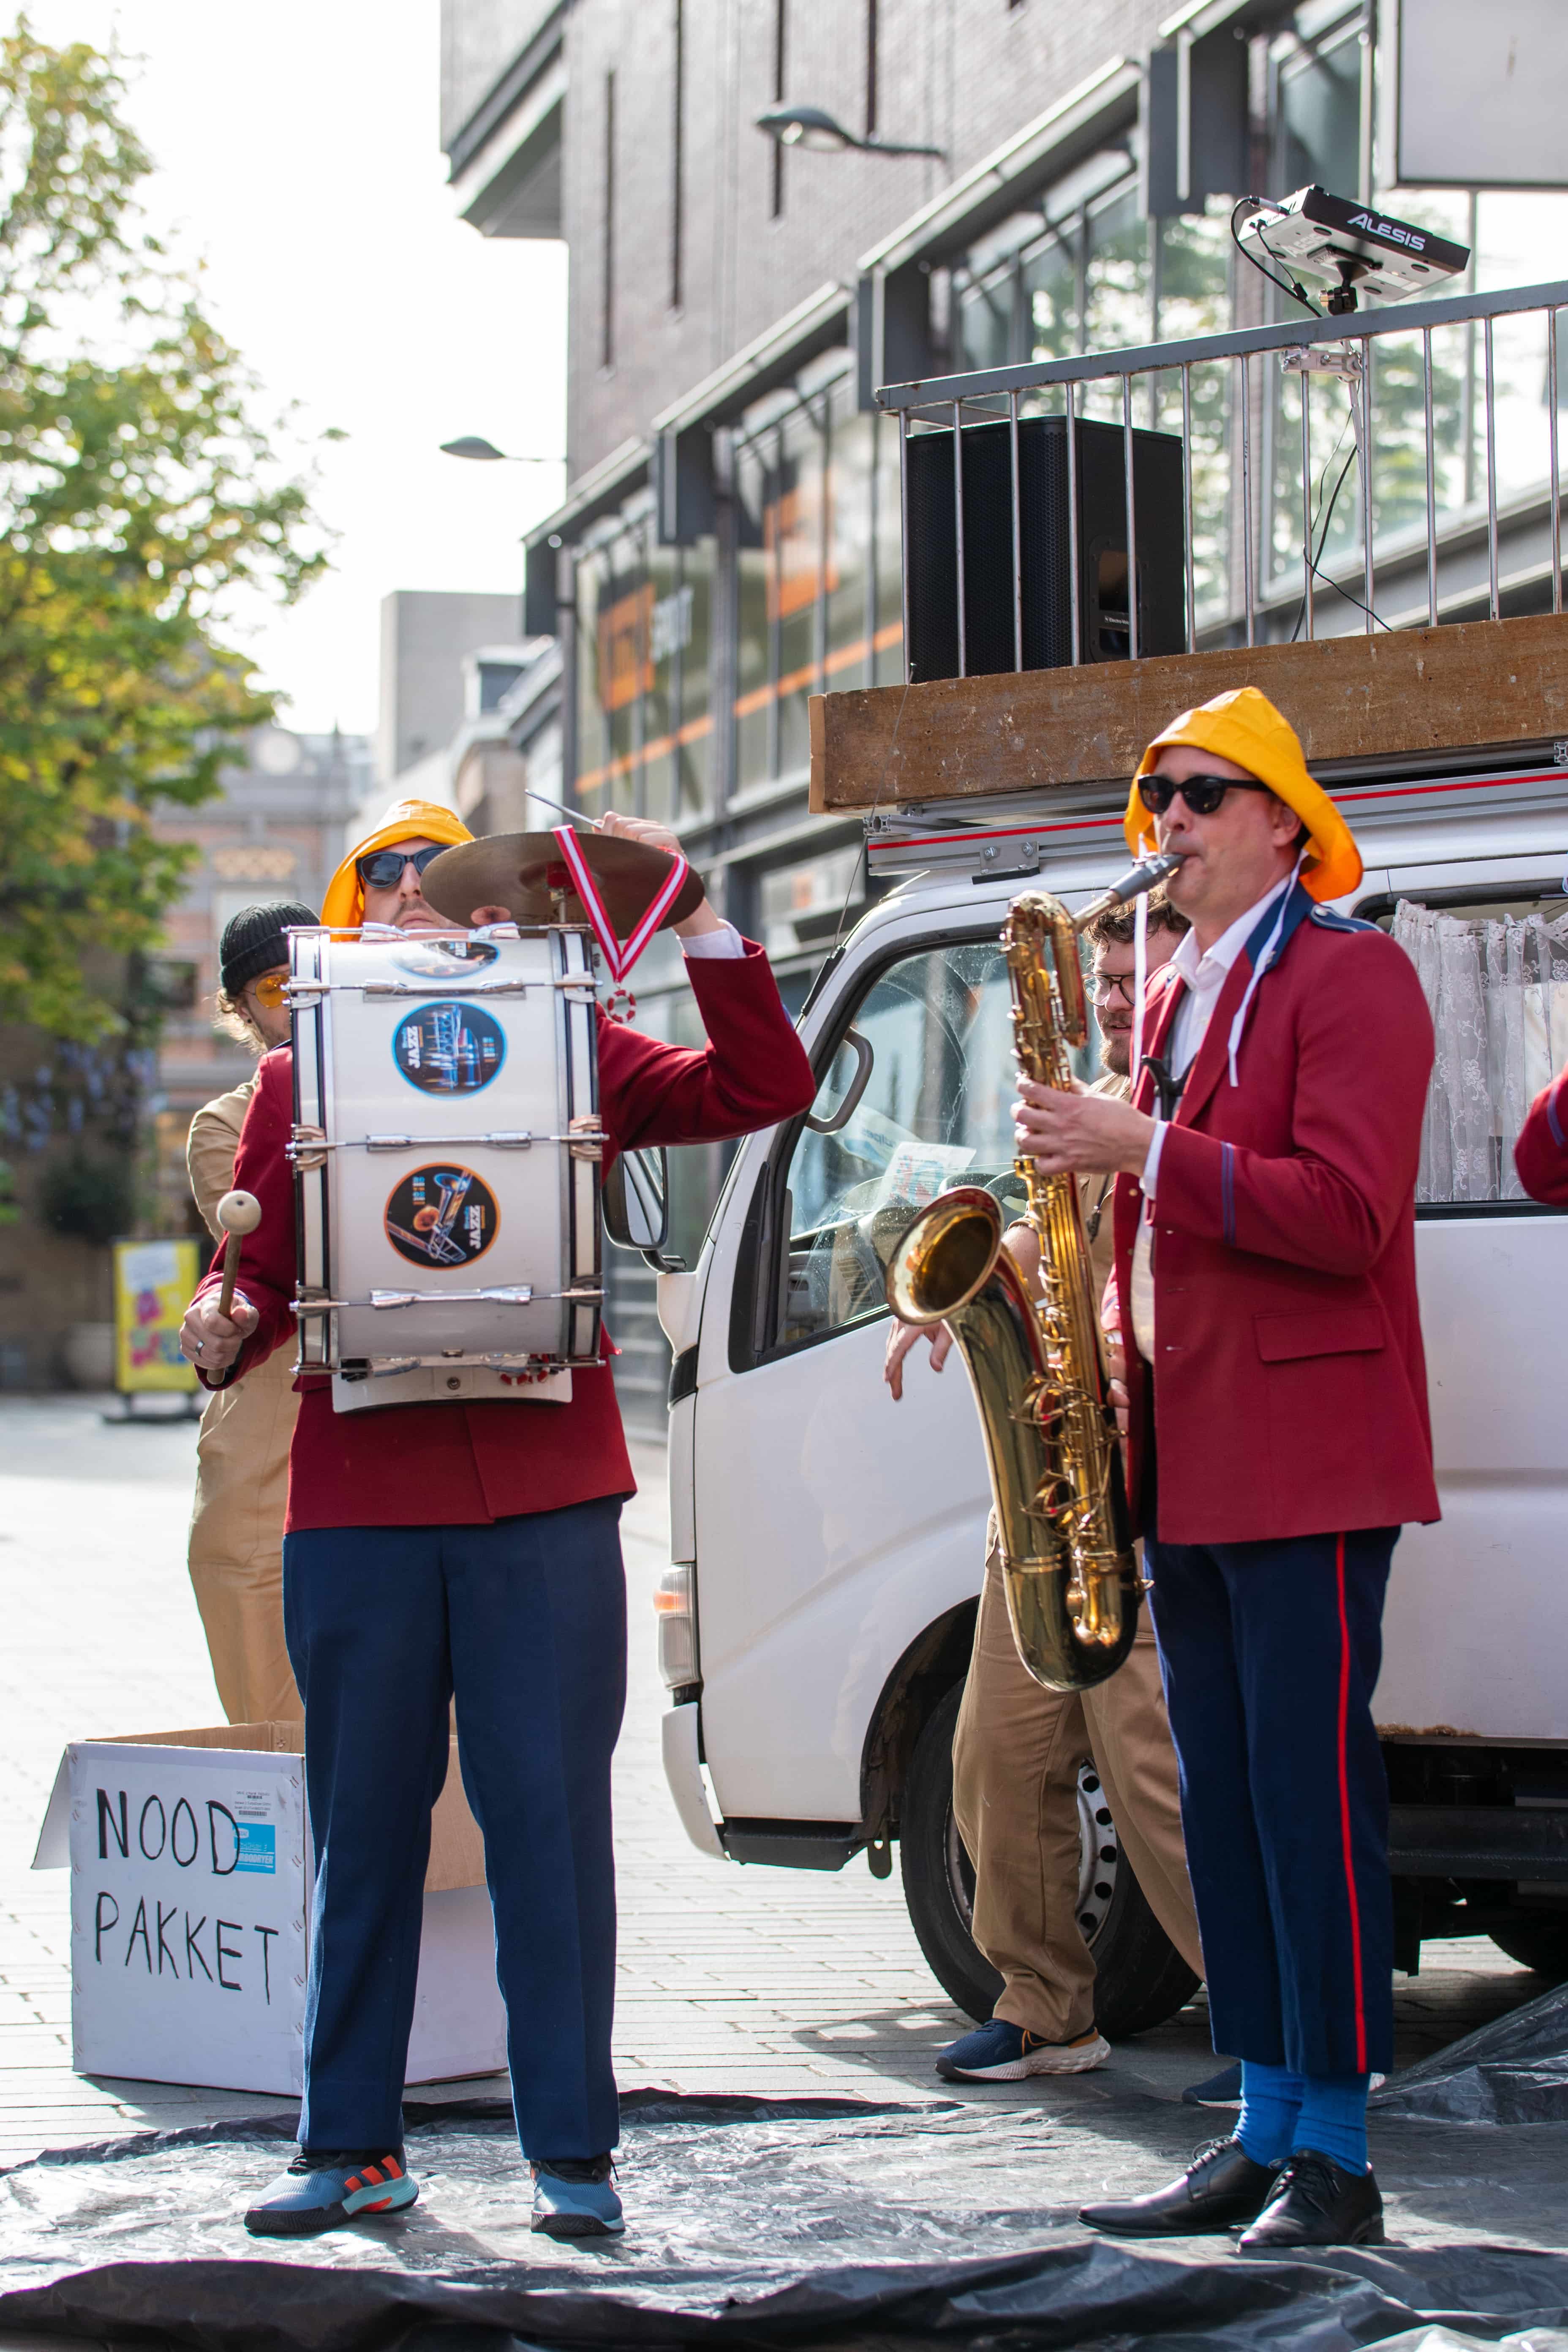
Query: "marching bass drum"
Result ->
[[289, 926, 603, 1410]]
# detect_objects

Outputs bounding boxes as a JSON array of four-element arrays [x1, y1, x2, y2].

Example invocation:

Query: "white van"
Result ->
[[642, 753, 1568, 2037]]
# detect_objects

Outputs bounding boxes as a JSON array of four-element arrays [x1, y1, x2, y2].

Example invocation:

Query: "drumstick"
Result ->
[[215, 1190, 261, 1319], [525, 787, 602, 830]]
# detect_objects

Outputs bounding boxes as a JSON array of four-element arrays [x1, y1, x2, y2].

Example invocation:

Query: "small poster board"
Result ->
[[112, 1237, 199, 1396]]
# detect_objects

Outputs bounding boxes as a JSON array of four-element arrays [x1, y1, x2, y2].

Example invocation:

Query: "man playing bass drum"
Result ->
[[1014, 688, 1436, 2250], [177, 804, 815, 2244]]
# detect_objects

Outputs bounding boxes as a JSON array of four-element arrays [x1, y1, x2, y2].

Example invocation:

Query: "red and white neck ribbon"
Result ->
[[552, 826, 689, 982]]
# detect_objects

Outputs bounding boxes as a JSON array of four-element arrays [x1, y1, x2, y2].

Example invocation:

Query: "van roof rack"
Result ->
[[864, 747, 1568, 885]]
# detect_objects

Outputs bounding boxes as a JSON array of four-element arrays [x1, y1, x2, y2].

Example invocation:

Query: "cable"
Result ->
[[1288, 393, 1391, 640], [828, 663, 917, 960], [1230, 197, 1322, 319], [1289, 411, 1354, 642]]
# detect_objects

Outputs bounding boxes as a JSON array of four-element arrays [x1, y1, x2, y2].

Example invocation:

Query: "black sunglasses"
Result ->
[[356, 845, 446, 888], [1137, 773, 1274, 818]]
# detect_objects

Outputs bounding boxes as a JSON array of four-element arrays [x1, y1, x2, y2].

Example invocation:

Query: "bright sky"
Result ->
[[25, 0, 568, 740]]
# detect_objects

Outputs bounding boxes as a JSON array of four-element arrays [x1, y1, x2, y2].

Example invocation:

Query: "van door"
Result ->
[[691, 927, 1018, 1827], [1369, 876, 1568, 1739]]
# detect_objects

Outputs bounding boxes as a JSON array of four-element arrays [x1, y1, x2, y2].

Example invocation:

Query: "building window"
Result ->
[[1271, 1, 1366, 205], [760, 844, 863, 961], [670, 0, 685, 312], [573, 520, 714, 824], [731, 374, 902, 794], [601, 70, 616, 370]]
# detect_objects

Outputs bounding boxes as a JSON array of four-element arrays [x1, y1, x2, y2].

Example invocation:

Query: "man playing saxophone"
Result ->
[[884, 891, 1206, 2085], [1013, 688, 1436, 2250]]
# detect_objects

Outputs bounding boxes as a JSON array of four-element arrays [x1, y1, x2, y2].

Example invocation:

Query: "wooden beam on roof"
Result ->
[[807, 614, 1568, 812]]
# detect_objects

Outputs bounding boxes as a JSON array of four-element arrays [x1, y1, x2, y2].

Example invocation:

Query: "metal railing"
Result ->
[[879, 275, 1568, 677]]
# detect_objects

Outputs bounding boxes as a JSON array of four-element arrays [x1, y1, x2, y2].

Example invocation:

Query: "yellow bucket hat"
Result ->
[[319, 799, 474, 932], [1123, 686, 1362, 903]]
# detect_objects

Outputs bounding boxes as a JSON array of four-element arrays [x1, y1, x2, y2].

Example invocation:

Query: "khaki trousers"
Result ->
[[186, 1075, 302, 1727], [188, 1339, 302, 1725], [951, 1536, 1204, 2041]]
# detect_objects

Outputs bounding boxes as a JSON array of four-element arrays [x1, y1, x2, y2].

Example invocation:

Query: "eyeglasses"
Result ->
[[356, 845, 445, 889], [1092, 971, 1139, 1004], [250, 970, 290, 1010], [1137, 773, 1273, 819]]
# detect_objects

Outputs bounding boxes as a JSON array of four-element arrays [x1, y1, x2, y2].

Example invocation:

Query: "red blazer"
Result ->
[[1514, 1073, 1568, 1206], [1114, 890, 1439, 1546], [192, 941, 814, 1532]]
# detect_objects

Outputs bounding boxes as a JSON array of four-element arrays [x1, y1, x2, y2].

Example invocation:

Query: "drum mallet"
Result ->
[[215, 1190, 261, 1320]]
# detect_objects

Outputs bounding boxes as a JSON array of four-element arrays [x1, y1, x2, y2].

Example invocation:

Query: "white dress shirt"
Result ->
[[678, 920, 744, 958], [1128, 874, 1291, 1362]]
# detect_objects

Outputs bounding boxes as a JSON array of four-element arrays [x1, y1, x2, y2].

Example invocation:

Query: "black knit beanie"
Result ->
[[220, 901, 318, 995]]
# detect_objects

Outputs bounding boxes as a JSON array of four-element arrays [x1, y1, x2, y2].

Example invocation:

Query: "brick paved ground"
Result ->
[[0, 1394, 1557, 2254]]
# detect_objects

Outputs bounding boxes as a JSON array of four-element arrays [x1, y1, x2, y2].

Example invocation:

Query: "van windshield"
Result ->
[[778, 936, 1098, 1349]]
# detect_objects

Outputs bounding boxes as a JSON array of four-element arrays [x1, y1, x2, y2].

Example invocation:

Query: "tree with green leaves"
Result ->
[[0, 20, 327, 1046]]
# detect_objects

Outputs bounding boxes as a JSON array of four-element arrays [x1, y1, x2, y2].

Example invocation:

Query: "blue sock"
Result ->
[[1236, 2060, 1303, 2165], [1293, 2072, 1370, 2174]]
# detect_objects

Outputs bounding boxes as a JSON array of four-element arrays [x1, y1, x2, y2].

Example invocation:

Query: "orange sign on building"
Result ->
[[596, 583, 655, 712], [765, 471, 838, 622]]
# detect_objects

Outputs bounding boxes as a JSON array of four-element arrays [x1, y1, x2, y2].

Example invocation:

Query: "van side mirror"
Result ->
[[603, 1146, 684, 1270]]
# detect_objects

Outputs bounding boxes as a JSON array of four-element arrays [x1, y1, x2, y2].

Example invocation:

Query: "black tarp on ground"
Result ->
[[1374, 1982, 1568, 2126], [0, 2092, 1567, 2352]]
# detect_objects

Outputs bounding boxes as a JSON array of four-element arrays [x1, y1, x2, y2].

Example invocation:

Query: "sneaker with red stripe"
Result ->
[[244, 2148, 419, 2238]]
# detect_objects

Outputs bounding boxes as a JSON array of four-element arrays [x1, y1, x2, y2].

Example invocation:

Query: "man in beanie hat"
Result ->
[[177, 805, 815, 2243], [1012, 687, 1437, 2249], [185, 899, 318, 1723]]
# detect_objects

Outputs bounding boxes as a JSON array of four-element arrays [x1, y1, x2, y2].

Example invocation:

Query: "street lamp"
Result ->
[[440, 437, 565, 465], [754, 103, 944, 160]]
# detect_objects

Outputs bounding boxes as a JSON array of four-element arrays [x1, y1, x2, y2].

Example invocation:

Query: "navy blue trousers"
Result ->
[[281, 1497, 626, 2158], [1145, 1521, 1396, 2078]]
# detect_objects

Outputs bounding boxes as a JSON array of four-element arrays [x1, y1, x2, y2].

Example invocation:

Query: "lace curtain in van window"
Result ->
[[1390, 899, 1568, 1202]]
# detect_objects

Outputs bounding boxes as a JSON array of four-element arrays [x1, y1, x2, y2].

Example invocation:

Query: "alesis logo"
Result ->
[[1346, 210, 1427, 253]]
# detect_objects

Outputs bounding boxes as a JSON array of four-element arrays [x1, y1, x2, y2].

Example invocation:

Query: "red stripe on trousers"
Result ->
[[1334, 1532, 1368, 2072]]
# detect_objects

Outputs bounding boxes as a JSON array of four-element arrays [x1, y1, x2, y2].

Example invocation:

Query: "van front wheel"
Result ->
[[898, 1678, 1200, 2041]]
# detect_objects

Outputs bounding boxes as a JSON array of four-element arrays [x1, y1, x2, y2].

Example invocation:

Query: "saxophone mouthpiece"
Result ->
[[1073, 851, 1184, 933]]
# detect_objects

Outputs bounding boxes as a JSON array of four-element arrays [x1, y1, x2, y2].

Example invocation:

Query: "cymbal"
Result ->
[[419, 830, 705, 934]]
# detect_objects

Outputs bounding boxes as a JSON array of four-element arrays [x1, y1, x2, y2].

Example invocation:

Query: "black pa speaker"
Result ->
[[903, 414, 1186, 682]]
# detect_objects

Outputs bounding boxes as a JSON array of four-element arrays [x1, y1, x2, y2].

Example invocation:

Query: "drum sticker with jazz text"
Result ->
[[392, 1002, 506, 1094], [384, 1165, 499, 1268]]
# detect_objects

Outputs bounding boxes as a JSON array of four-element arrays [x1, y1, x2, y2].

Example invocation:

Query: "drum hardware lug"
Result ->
[[292, 1290, 347, 1315], [329, 1131, 542, 1152], [558, 1284, 606, 1302], [368, 1285, 537, 1308], [568, 1116, 606, 1162], [361, 979, 531, 999], [289, 1125, 329, 1170]]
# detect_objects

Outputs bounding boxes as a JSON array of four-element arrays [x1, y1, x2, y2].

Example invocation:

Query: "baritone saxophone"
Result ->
[[884, 852, 1181, 1695]]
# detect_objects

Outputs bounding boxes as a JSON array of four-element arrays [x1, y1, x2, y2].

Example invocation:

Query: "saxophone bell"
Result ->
[[884, 864, 1157, 1696]]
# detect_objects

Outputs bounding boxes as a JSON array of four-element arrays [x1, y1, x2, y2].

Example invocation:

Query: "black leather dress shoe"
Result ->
[[1238, 2149, 1384, 2248], [1079, 2136, 1280, 2237]]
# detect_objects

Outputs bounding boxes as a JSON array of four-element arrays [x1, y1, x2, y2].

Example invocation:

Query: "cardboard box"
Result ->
[[33, 1722, 506, 2096]]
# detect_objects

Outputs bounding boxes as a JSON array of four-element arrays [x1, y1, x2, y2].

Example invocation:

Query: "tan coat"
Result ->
[[951, 1067, 1203, 2038], [187, 1079, 302, 1723]]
